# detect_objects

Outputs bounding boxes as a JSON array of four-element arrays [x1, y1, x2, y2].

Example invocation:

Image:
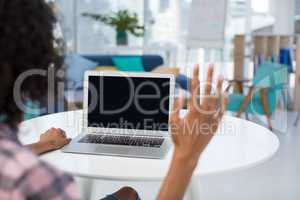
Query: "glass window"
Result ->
[[56, 0, 144, 53]]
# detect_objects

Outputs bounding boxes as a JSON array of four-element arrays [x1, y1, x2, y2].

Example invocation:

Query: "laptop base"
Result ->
[[62, 134, 171, 159]]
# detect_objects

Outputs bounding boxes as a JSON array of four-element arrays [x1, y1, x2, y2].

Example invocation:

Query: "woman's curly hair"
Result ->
[[0, 0, 63, 128]]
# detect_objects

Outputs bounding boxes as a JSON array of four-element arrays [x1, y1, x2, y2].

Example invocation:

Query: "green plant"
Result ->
[[82, 10, 144, 37]]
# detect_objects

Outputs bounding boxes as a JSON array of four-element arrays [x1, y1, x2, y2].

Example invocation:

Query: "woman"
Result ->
[[0, 0, 227, 199]]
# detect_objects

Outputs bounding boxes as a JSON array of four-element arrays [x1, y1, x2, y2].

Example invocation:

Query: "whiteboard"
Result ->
[[187, 0, 227, 48]]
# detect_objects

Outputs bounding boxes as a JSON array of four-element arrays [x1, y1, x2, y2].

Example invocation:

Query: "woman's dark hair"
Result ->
[[0, 0, 63, 128]]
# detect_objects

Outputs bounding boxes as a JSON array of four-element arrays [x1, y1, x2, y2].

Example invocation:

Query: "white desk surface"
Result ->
[[19, 110, 279, 181]]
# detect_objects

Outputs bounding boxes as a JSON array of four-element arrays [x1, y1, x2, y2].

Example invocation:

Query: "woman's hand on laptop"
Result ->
[[27, 128, 71, 155], [157, 64, 228, 200]]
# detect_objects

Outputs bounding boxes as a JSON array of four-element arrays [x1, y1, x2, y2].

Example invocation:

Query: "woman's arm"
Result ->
[[157, 152, 198, 200], [27, 141, 54, 155], [26, 128, 71, 155], [157, 65, 228, 200]]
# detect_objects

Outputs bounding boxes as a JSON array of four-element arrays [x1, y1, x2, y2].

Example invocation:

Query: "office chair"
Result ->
[[226, 62, 288, 130]]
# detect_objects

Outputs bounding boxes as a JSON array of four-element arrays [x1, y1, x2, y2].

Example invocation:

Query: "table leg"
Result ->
[[74, 177, 94, 200], [184, 176, 200, 200], [294, 108, 300, 126]]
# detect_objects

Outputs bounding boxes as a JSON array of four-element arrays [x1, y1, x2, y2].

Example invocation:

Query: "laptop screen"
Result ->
[[87, 75, 171, 131]]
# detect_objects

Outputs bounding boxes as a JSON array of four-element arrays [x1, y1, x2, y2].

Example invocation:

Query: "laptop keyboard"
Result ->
[[79, 134, 164, 148]]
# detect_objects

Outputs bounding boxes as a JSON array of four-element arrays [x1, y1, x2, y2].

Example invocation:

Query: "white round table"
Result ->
[[19, 110, 279, 200]]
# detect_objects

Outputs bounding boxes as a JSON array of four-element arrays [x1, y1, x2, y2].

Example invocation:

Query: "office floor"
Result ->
[[195, 111, 300, 200], [76, 111, 299, 200]]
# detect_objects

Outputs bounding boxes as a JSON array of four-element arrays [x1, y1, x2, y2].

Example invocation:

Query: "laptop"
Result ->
[[62, 71, 175, 159]]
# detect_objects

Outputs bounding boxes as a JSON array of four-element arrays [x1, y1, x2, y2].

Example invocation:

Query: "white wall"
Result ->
[[272, 0, 295, 34]]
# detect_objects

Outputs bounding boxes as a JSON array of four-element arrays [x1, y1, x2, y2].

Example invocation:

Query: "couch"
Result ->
[[81, 55, 190, 90]]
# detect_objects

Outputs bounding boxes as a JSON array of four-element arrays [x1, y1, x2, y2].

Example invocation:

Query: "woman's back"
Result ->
[[0, 124, 79, 199]]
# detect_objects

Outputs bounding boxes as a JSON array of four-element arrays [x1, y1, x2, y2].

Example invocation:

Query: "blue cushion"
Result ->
[[176, 75, 191, 90], [142, 55, 164, 71], [112, 56, 144, 72], [65, 54, 98, 88], [81, 55, 164, 72]]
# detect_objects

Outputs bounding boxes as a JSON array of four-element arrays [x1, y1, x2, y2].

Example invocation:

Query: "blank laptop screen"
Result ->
[[88, 76, 170, 131]]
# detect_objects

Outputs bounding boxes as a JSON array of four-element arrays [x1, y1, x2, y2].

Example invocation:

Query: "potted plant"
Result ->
[[82, 10, 144, 46]]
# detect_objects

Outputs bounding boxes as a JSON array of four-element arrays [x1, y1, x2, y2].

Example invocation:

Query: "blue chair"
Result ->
[[23, 98, 66, 121], [23, 101, 42, 120], [226, 62, 288, 130]]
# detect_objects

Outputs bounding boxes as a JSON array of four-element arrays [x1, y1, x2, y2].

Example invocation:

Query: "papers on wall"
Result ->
[[187, 0, 227, 48]]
